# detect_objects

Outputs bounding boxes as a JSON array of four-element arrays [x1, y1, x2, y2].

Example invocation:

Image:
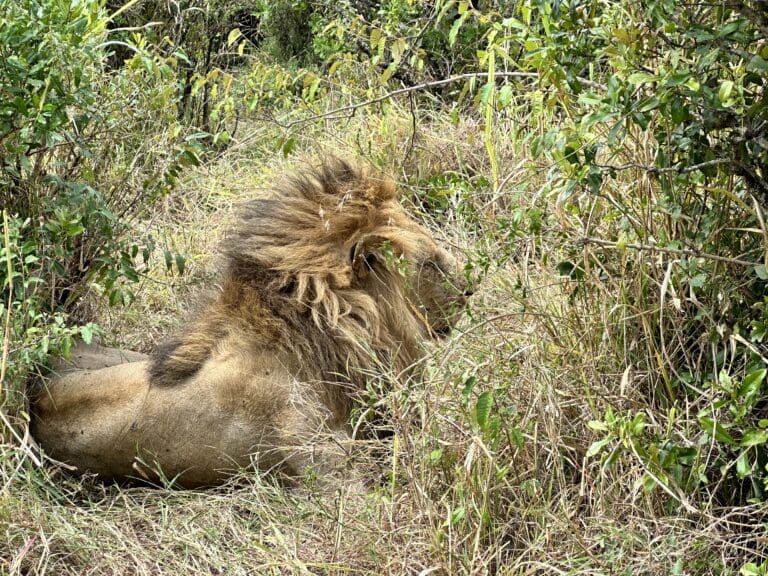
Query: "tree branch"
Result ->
[[252, 72, 607, 132], [580, 236, 758, 267], [595, 158, 731, 175]]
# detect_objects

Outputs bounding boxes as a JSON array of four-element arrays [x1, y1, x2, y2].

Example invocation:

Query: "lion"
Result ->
[[31, 158, 472, 487]]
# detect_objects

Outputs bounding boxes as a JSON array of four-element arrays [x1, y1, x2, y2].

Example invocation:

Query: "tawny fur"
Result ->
[[31, 158, 470, 487]]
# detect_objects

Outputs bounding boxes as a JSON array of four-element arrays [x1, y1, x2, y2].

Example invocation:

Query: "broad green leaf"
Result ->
[[369, 28, 382, 51], [80, 324, 93, 345], [718, 80, 734, 103], [736, 451, 751, 479], [586, 437, 611, 458], [449, 11, 470, 46], [475, 391, 493, 430], [227, 28, 242, 47], [627, 72, 659, 85], [740, 429, 768, 447], [587, 420, 609, 432], [698, 416, 735, 445], [747, 55, 768, 73], [740, 369, 766, 398]]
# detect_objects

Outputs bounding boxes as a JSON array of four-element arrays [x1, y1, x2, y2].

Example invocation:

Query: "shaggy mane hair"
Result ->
[[149, 159, 431, 396]]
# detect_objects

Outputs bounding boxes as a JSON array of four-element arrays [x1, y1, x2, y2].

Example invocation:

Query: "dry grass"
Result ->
[[3, 98, 766, 575]]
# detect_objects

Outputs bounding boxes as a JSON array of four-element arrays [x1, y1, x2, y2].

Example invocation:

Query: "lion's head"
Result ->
[[225, 159, 471, 367], [151, 158, 471, 388]]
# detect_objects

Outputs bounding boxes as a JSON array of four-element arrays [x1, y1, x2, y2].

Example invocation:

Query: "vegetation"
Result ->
[[3, 0, 768, 573]]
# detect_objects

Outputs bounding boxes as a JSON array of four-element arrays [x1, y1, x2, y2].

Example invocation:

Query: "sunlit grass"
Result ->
[[3, 91, 764, 576]]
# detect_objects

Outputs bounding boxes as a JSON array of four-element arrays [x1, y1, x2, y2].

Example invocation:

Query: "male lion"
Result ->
[[31, 159, 471, 487]]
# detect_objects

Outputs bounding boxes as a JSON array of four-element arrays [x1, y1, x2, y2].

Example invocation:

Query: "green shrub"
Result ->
[[0, 0, 203, 415], [478, 0, 768, 505]]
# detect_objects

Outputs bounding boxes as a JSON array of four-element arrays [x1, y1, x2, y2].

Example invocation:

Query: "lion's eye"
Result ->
[[423, 259, 441, 273]]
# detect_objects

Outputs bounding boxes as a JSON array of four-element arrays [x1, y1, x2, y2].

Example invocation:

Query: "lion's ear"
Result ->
[[350, 235, 389, 280]]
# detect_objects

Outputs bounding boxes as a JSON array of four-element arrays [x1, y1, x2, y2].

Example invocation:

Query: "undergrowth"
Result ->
[[3, 1, 768, 574], [4, 101, 765, 575]]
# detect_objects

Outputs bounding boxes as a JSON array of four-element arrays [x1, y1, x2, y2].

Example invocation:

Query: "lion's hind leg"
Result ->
[[276, 391, 366, 494], [50, 341, 148, 374]]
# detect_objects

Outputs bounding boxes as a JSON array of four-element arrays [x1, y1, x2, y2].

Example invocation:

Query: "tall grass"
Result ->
[[3, 83, 765, 575]]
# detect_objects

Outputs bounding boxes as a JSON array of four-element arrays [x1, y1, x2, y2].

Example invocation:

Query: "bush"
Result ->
[[502, 0, 768, 505], [0, 0, 209, 419]]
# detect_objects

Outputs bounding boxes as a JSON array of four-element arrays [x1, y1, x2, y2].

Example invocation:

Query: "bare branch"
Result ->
[[581, 236, 758, 267], [250, 72, 607, 133], [595, 158, 731, 175]]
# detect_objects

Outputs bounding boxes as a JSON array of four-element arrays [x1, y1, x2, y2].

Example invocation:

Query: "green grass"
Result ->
[[3, 96, 767, 575]]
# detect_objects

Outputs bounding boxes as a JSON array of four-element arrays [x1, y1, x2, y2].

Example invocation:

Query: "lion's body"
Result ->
[[35, 349, 310, 486], [31, 159, 469, 487]]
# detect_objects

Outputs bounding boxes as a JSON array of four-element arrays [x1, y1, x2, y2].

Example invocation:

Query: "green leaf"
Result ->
[[308, 78, 321, 101], [740, 429, 768, 448], [281, 137, 296, 157], [718, 80, 734, 103], [741, 563, 766, 576], [736, 451, 751, 479], [61, 335, 72, 360], [698, 416, 735, 445], [665, 71, 692, 87], [460, 374, 476, 408], [449, 11, 470, 46], [450, 506, 465, 525], [475, 391, 493, 430], [747, 55, 768, 73], [740, 369, 766, 398], [756, 265, 768, 280], [587, 420, 609, 431], [121, 254, 139, 282], [380, 63, 397, 84], [640, 472, 657, 492], [369, 28, 382, 51], [175, 253, 186, 276], [586, 437, 611, 458], [688, 273, 706, 288], [627, 72, 659, 85], [108, 288, 123, 307], [498, 85, 513, 108], [510, 427, 524, 449], [227, 28, 242, 47], [80, 324, 93, 345]]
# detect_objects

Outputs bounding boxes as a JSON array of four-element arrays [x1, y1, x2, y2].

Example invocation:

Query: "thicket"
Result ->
[[0, 0, 238, 423], [264, 0, 768, 509], [2, 0, 768, 572]]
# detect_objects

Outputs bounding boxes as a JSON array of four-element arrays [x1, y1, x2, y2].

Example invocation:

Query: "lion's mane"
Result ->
[[149, 159, 429, 398]]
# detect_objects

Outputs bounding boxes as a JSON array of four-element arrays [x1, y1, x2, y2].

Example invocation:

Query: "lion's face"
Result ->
[[352, 221, 471, 339], [411, 241, 471, 337]]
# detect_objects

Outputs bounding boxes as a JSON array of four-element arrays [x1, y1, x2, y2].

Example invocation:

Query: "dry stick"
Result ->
[[254, 72, 606, 133], [0, 210, 42, 467], [1, 212, 11, 397], [596, 157, 731, 175], [580, 236, 758, 267]]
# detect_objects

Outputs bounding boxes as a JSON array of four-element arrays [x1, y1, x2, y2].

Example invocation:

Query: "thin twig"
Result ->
[[580, 236, 758, 267], [276, 73, 535, 130], [595, 158, 731, 175], [254, 72, 605, 132]]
